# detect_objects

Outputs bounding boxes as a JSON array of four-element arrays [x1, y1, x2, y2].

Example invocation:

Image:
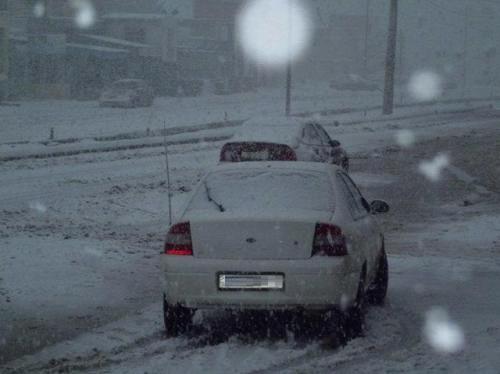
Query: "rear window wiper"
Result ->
[[204, 182, 226, 212]]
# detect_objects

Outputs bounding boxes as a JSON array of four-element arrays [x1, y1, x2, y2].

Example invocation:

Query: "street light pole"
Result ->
[[285, 64, 292, 116], [285, 0, 292, 116], [383, 0, 398, 115], [363, 0, 371, 74]]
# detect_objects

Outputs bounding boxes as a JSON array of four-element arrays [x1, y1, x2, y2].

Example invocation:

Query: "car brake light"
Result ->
[[312, 223, 347, 256], [164, 222, 193, 255]]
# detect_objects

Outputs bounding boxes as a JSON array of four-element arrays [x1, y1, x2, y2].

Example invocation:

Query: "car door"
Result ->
[[337, 172, 380, 281], [334, 172, 367, 273]]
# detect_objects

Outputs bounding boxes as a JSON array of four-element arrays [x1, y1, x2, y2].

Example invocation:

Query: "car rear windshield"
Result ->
[[188, 169, 334, 212], [220, 142, 297, 162]]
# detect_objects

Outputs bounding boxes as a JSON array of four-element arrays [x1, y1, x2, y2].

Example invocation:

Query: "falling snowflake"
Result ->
[[408, 71, 442, 102], [84, 246, 103, 257], [29, 201, 47, 213], [70, 0, 96, 29], [419, 153, 449, 181], [424, 307, 465, 354], [33, 1, 45, 18], [236, 0, 312, 67], [340, 294, 350, 311], [395, 129, 416, 148]]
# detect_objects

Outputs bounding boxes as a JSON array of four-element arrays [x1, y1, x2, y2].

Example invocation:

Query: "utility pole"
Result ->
[[363, 0, 371, 74], [383, 0, 398, 115], [285, 63, 292, 116], [285, 0, 292, 116], [462, 0, 469, 98], [398, 31, 404, 104]]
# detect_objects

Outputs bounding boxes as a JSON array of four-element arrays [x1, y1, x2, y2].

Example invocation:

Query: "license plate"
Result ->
[[218, 273, 284, 290], [241, 150, 269, 161]]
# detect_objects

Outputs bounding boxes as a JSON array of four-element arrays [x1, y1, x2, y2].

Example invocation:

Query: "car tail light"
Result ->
[[312, 223, 347, 257], [164, 222, 193, 255]]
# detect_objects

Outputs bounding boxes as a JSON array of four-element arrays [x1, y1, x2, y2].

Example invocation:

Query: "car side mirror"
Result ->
[[370, 200, 390, 214], [329, 139, 341, 147]]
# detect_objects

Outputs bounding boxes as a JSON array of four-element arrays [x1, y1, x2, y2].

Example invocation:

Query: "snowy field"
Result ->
[[1, 97, 500, 372], [0, 81, 495, 147]]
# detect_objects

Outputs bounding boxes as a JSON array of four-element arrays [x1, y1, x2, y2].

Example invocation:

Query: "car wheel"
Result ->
[[343, 269, 366, 338], [163, 295, 194, 337], [366, 247, 389, 305]]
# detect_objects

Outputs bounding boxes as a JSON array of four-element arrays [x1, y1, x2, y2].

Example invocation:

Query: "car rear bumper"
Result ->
[[161, 256, 359, 311]]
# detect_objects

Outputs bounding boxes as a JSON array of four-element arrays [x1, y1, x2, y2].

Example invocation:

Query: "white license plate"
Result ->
[[241, 150, 269, 161], [218, 274, 284, 290]]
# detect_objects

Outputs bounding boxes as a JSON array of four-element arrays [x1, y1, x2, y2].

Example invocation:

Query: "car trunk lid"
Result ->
[[188, 210, 332, 260]]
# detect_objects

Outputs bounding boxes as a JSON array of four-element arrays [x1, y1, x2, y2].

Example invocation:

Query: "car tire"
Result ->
[[163, 295, 194, 337], [343, 270, 366, 338], [366, 247, 389, 305]]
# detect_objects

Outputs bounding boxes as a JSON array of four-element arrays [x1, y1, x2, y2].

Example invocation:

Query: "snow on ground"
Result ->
[[4, 248, 500, 373], [396, 213, 500, 254]]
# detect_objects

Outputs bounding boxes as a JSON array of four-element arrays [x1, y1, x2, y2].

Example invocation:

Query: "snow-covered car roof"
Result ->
[[232, 116, 308, 147], [208, 160, 341, 174]]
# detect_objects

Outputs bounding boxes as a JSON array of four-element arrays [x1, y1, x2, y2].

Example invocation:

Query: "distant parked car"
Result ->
[[99, 79, 154, 108], [330, 73, 380, 92], [161, 161, 390, 336], [220, 117, 350, 171]]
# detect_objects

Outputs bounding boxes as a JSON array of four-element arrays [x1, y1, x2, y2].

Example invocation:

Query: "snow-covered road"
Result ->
[[1, 108, 500, 372]]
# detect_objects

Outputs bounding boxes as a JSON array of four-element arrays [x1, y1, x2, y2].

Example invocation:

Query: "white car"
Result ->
[[219, 116, 350, 171], [161, 162, 389, 337], [99, 79, 154, 108]]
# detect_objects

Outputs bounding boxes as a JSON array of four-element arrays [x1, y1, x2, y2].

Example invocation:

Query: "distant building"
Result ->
[[176, 0, 251, 94], [8, 0, 179, 99], [7, 0, 500, 99], [98, 11, 178, 95]]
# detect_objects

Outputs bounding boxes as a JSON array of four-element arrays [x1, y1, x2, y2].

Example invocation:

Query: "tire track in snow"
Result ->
[[247, 303, 421, 374]]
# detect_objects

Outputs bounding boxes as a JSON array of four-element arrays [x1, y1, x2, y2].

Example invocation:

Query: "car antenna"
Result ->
[[163, 121, 173, 226]]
